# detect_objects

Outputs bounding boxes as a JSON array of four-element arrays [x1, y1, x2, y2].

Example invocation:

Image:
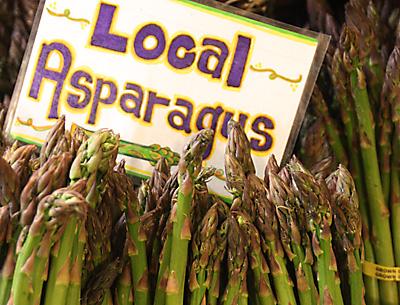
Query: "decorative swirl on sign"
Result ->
[[16, 118, 54, 132], [250, 64, 303, 84], [46, 7, 90, 26]]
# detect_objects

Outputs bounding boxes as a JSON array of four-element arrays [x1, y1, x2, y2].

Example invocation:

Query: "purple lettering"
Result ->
[[250, 116, 274, 152], [227, 35, 252, 88], [196, 106, 224, 159], [88, 79, 118, 124], [90, 3, 128, 53], [197, 39, 228, 79], [120, 83, 143, 118], [168, 98, 193, 133], [167, 35, 196, 69], [29, 42, 72, 119], [134, 24, 166, 60], [144, 91, 170, 123], [67, 70, 93, 109]]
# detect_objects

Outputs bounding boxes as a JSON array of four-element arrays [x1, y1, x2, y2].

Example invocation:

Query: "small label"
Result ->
[[363, 261, 400, 282]]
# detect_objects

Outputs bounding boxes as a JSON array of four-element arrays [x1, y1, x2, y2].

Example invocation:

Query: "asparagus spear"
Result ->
[[165, 129, 214, 305], [236, 210, 276, 305], [289, 157, 343, 305], [311, 86, 348, 167], [68, 129, 119, 303], [0, 157, 19, 216], [326, 165, 364, 305], [222, 214, 249, 305], [39, 116, 70, 166], [342, 9, 398, 301], [20, 152, 72, 226], [10, 188, 87, 305], [81, 258, 123, 305], [269, 169, 318, 305], [6, 145, 37, 192], [114, 261, 133, 305], [384, 46, 400, 279], [189, 200, 229, 305], [332, 42, 380, 305]]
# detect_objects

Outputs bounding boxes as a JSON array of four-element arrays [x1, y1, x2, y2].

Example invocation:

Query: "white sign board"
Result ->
[[6, 0, 329, 199]]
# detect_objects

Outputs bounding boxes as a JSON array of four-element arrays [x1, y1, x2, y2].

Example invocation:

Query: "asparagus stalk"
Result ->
[[207, 219, 228, 305], [222, 214, 249, 305], [383, 46, 400, 273], [10, 188, 87, 305], [20, 152, 72, 226], [342, 17, 398, 302], [311, 86, 348, 167], [114, 261, 133, 305], [68, 129, 119, 303], [7, 145, 37, 191], [39, 116, 71, 166], [165, 129, 214, 305], [189, 200, 229, 305], [332, 42, 380, 305], [289, 158, 343, 305], [236, 210, 276, 305], [269, 169, 318, 305], [327, 165, 364, 305]]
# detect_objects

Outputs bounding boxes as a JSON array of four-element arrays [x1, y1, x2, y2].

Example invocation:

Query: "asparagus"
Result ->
[[207, 218, 228, 305], [342, 11, 398, 302], [383, 46, 400, 273], [81, 258, 123, 305], [269, 169, 318, 305], [289, 157, 343, 305], [326, 165, 364, 305], [122, 169, 151, 305], [222, 214, 249, 305], [236, 210, 276, 305], [68, 129, 119, 304], [10, 188, 87, 305], [165, 129, 214, 305], [311, 86, 348, 167], [114, 261, 133, 305], [20, 152, 72, 226], [0, 157, 19, 215], [39, 116, 70, 166], [189, 200, 229, 305], [6, 145, 37, 192]]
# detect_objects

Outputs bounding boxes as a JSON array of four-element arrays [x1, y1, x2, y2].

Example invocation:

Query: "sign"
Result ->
[[5, 0, 329, 198]]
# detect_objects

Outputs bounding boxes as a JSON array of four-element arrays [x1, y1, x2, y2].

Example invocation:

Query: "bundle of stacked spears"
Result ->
[[0, 116, 363, 305], [298, 1, 400, 305]]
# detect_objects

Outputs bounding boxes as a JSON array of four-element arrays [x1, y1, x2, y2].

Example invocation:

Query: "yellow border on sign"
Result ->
[[172, 0, 318, 46]]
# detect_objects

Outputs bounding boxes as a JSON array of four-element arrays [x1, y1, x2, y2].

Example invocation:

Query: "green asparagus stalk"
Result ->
[[10, 188, 87, 305], [332, 44, 380, 305], [68, 129, 119, 305], [342, 17, 398, 303], [236, 210, 276, 305], [222, 214, 249, 305], [114, 261, 133, 305], [383, 46, 400, 274], [311, 86, 348, 167], [189, 200, 229, 305], [269, 169, 318, 305], [125, 177, 151, 305], [327, 165, 364, 305], [43, 188, 89, 305], [207, 219, 228, 305], [39, 116, 71, 166], [165, 129, 214, 305], [289, 157, 343, 305], [20, 152, 72, 226]]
